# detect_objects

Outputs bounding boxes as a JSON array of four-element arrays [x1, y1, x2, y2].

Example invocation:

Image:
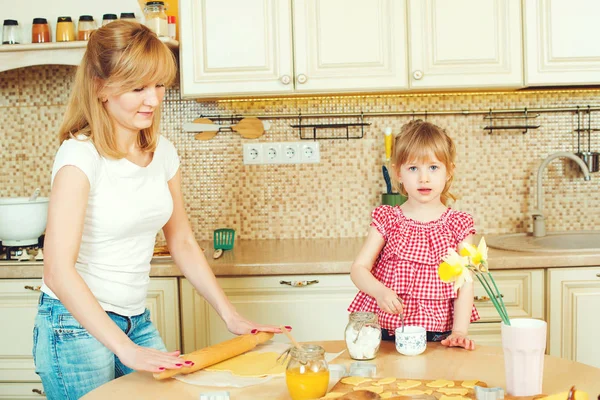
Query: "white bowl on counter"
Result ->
[[0, 197, 49, 246], [395, 325, 427, 356]]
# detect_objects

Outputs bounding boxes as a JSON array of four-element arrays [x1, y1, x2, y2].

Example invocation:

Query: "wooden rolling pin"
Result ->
[[153, 332, 274, 380]]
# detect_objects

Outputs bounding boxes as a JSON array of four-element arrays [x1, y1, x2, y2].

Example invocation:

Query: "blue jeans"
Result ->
[[33, 293, 167, 400]]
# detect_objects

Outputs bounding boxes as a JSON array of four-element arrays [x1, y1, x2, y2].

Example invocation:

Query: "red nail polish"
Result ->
[[285, 326, 292, 330], [176, 363, 182, 367], [251, 329, 258, 334], [184, 361, 193, 365], [159, 367, 165, 371]]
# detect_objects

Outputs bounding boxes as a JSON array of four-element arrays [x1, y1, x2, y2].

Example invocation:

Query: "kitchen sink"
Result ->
[[486, 231, 600, 253]]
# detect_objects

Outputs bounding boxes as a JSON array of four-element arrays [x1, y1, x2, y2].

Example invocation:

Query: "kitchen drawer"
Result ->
[[473, 269, 544, 323], [0, 383, 46, 398], [0, 279, 42, 382]]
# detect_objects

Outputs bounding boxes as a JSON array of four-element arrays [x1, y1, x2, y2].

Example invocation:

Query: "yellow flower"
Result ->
[[459, 237, 489, 272], [438, 249, 472, 292]]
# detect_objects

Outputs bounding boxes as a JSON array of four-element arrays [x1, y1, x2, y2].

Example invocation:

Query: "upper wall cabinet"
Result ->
[[179, 0, 407, 98], [524, 0, 600, 86], [179, 0, 294, 98], [291, 0, 407, 93], [408, 0, 523, 90]]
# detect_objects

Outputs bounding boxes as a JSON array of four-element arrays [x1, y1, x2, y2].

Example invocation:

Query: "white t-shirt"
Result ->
[[41, 135, 180, 316]]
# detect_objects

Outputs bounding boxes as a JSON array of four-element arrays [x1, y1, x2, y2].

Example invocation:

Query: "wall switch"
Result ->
[[242, 143, 263, 165]]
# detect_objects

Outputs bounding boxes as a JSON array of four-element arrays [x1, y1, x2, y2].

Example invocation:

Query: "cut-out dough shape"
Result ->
[[437, 388, 470, 396], [396, 380, 422, 389], [398, 389, 434, 396], [380, 392, 394, 399], [462, 380, 480, 388], [353, 386, 384, 394], [342, 377, 373, 386], [427, 379, 455, 388], [204, 351, 285, 377], [376, 377, 397, 386]]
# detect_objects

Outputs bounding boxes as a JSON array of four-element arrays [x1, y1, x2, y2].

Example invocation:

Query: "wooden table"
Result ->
[[83, 341, 600, 399]]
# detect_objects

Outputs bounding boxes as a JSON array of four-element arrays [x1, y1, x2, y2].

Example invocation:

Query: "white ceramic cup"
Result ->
[[395, 326, 427, 356], [501, 318, 547, 396]]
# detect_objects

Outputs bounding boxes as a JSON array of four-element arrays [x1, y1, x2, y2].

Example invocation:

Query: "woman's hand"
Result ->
[[375, 287, 404, 315], [116, 342, 190, 373], [440, 331, 475, 350], [224, 312, 284, 336]]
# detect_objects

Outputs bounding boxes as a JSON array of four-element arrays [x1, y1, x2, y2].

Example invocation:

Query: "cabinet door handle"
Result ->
[[24, 285, 41, 292], [279, 280, 319, 287], [280, 75, 291, 85], [596, 273, 600, 278], [296, 74, 308, 84], [474, 294, 504, 302], [412, 70, 423, 80], [32, 388, 46, 396]]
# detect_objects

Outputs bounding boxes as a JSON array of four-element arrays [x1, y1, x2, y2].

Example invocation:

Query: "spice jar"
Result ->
[[32, 18, 50, 43], [102, 14, 118, 26], [344, 312, 382, 360], [2, 19, 20, 44], [120, 13, 137, 22], [144, 1, 168, 37], [285, 345, 329, 400], [77, 15, 95, 41], [56, 17, 75, 42]]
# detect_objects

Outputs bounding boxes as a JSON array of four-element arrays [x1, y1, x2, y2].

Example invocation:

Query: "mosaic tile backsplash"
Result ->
[[1, 65, 599, 240]]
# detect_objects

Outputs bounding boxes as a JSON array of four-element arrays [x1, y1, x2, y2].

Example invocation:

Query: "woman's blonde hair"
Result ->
[[58, 20, 177, 158], [391, 120, 457, 205]]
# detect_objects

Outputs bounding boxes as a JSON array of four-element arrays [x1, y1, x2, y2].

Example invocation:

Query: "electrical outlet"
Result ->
[[281, 143, 300, 164], [263, 143, 282, 164], [242, 143, 263, 165], [301, 142, 320, 163]]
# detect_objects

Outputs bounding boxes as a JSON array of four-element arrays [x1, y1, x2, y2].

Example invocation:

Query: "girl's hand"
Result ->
[[440, 331, 475, 350], [225, 312, 283, 336], [375, 287, 404, 315], [116, 342, 189, 373]]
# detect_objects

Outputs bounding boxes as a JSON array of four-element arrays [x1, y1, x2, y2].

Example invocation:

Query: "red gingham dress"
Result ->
[[348, 205, 480, 334]]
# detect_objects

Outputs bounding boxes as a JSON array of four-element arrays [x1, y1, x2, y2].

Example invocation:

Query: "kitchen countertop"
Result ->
[[82, 341, 600, 399], [1, 236, 599, 279]]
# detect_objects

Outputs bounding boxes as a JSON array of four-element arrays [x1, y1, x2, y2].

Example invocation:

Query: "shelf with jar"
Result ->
[[0, 36, 178, 73]]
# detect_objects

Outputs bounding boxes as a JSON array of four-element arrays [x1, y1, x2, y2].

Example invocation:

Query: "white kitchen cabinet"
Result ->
[[0, 278, 179, 383], [180, 275, 359, 352], [0, 383, 46, 399], [179, 0, 294, 98], [408, 0, 523, 89], [547, 266, 600, 368], [524, 0, 600, 86], [291, 0, 408, 93]]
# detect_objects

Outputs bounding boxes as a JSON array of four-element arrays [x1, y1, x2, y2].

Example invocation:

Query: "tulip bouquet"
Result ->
[[438, 238, 510, 325]]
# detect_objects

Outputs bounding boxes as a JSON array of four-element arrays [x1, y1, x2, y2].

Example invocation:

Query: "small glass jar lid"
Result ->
[[3, 19, 18, 26], [102, 14, 118, 21], [146, 1, 166, 6], [57, 16, 73, 23], [32, 18, 47, 24], [120, 13, 136, 19], [79, 15, 94, 22]]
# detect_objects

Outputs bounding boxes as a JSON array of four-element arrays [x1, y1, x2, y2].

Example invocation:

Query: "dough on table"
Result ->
[[396, 380, 422, 389], [321, 392, 345, 399], [341, 377, 373, 386], [397, 389, 434, 396], [437, 388, 469, 396], [204, 352, 285, 377], [461, 380, 479, 388], [380, 392, 394, 399], [375, 377, 397, 385], [426, 379, 455, 388], [353, 386, 384, 394]]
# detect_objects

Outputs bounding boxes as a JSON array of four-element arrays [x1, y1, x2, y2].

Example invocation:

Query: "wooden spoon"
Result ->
[[280, 325, 302, 350], [193, 118, 219, 140], [232, 117, 265, 139]]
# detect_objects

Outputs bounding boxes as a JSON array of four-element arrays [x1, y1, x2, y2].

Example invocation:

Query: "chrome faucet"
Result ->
[[533, 152, 591, 237]]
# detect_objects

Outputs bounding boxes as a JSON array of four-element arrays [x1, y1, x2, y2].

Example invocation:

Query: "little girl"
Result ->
[[348, 120, 478, 350]]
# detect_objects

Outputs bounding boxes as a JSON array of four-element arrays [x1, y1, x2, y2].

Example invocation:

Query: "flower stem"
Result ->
[[473, 271, 510, 325], [487, 271, 510, 326]]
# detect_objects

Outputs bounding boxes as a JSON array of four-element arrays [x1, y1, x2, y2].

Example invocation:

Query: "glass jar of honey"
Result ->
[[56, 16, 75, 42], [285, 344, 329, 400], [77, 15, 96, 41], [32, 18, 50, 43]]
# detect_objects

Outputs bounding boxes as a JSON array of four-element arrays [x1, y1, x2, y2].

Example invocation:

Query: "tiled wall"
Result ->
[[1, 65, 599, 240]]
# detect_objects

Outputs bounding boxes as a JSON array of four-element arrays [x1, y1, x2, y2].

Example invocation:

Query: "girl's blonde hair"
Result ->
[[391, 120, 457, 205], [58, 20, 177, 158]]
